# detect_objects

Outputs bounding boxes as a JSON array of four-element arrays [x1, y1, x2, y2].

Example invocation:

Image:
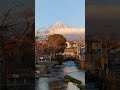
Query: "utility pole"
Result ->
[[105, 25, 111, 69]]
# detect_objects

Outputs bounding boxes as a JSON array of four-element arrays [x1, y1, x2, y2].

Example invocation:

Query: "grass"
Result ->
[[63, 75, 85, 90]]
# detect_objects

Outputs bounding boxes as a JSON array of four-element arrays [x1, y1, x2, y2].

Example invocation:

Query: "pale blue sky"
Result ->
[[35, 0, 85, 30]]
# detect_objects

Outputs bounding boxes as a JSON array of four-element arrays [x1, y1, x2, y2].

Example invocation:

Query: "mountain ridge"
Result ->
[[36, 22, 85, 41]]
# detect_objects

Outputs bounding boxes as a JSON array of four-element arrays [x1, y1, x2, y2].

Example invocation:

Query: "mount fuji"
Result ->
[[36, 22, 85, 41]]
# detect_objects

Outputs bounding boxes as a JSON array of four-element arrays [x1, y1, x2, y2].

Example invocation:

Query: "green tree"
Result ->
[[47, 34, 66, 59]]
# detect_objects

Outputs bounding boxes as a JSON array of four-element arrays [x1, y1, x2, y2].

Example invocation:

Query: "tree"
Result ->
[[47, 34, 66, 59], [35, 28, 47, 61], [0, 3, 34, 89], [0, 4, 25, 90]]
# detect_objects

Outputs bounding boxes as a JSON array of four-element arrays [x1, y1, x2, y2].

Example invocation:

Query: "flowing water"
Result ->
[[36, 60, 85, 90]]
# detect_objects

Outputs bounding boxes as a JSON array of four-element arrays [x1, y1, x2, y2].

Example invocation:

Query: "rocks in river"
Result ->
[[49, 80, 66, 90]]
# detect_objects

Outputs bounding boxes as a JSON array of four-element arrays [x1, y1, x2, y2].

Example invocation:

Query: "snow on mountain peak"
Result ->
[[36, 22, 85, 41], [47, 22, 70, 31]]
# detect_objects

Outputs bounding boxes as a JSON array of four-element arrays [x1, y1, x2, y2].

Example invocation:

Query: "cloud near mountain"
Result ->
[[47, 28, 85, 34]]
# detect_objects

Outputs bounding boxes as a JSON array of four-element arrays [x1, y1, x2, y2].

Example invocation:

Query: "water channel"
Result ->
[[36, 60, 85, 90]]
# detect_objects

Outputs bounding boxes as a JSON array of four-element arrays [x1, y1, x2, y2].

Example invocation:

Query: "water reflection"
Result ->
[[36, 78, 49, 90], [67, 82, 79, 90], [36, 77, 60, 90], [36, 60, 85, 90]]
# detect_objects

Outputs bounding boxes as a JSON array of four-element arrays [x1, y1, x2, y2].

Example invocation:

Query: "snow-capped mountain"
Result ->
[[47, 22, 71, 31], [36, 22, 85, 41]]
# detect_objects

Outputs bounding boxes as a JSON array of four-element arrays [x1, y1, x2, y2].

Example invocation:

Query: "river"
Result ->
[[36, 60, 85, 90]]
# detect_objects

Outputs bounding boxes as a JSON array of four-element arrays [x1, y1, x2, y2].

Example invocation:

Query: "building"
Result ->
[[65, 41, 78, 48], [63, 41, 79, 58]]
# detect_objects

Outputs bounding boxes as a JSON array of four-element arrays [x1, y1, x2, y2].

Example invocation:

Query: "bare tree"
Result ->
[[0, 3, 34, 90]]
